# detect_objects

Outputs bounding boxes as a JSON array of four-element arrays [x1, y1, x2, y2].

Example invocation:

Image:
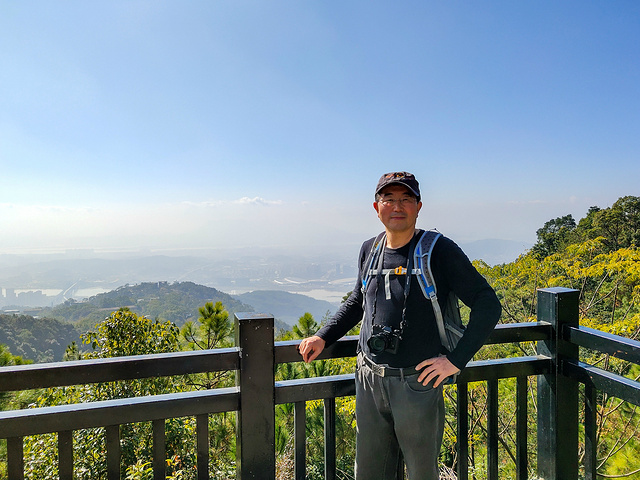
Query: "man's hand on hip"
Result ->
[[298, 335, 326, 363], [415, 355, 460, 388]]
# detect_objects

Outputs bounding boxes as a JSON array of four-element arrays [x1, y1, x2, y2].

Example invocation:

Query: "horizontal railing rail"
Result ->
[[0, 388, 240, 437], [0, 355, 551, 437], [562, 323, 640, 408], [0, 347, 240, 393], [564, 324, 640, 364], [563, 359, 640, 406]]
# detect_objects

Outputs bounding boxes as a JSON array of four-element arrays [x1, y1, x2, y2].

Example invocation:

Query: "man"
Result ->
[[298, 171, 501, 479]]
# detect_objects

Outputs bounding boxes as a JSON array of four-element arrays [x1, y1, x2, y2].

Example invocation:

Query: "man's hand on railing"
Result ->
[[415, 355, 460, 388], [298, 335, 326, 363]]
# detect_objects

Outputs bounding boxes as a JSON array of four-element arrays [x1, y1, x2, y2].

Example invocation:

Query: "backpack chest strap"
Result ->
[[367, 267, 420, 276], [371, 267, 415, 300], [366, 267, 437, 300]]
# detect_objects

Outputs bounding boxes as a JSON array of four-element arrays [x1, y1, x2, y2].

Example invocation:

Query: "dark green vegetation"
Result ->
[[1, 195, 639, 479], [530, 195, 640, 259], [0, 314, 79, 363]]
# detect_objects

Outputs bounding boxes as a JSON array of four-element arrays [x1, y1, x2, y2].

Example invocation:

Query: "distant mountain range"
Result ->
[[461, 239, 531, 265], [234, 290, 339, 327], [42, 281, 275, 331]]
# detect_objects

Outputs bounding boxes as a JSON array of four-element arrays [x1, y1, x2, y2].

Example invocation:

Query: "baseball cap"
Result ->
[[375, 172, 421, 201]]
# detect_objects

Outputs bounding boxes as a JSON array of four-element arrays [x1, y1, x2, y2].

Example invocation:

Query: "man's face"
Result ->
[[373, 185, 422, 234]]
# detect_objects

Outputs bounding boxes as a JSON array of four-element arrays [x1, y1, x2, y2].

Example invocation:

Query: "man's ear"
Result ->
[[373, 201, 380, 214]]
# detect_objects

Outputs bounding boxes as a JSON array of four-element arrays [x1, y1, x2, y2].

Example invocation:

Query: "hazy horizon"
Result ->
[[0, 237, 530, 308]]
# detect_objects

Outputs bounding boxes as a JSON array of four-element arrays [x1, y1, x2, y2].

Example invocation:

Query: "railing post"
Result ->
[[536, 287, 579, 480], [7, 437, 24, 480], [235, 313, 276, 480], [456, 382, 469, 480]]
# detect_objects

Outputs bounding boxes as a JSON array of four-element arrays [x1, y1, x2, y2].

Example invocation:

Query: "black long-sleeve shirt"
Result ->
[[316, 231, 502, 370]]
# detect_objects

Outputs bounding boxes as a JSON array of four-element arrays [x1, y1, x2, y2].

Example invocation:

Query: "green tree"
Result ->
[[181, 301, 233, 351], [21, 309, 195, 480], [593, 196, 640, 250], [0, 343, 29, 410], [573, 196, 640, 252], [181, 301, 234, 390], [83, 308, 180, 359], [291, 312, 319, 339], [575, 206, 602, 243], [531, 214, 576, 259], [180, 301, 236, 474], [0, 343, 25, 368]]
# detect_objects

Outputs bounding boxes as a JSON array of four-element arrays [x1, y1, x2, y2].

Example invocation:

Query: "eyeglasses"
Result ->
[[378, 197, 418, 207]]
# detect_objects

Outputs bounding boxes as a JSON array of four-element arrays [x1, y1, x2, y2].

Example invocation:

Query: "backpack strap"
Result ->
[[414, 230, 453, 351], [361, 232, 386, 295], [362, 232, 420, 301]]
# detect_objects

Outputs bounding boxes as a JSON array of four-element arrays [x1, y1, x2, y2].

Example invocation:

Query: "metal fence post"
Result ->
[[235, 313, 276, 480], [536, 287, 579, 480]]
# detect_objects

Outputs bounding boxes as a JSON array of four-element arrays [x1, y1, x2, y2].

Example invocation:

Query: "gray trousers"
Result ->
[[355, 353, 444, 480]]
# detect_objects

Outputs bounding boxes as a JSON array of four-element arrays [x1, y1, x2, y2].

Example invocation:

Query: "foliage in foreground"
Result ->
[[19, 306, 237, 480], [470, 196, 640, 478]]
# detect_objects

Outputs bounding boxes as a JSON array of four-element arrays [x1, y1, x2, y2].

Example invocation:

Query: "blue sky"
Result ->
[[1, 1, 639, 256]]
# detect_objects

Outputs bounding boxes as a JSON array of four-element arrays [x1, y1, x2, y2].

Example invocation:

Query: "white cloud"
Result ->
[[235, 197, 283, 206], [181, 197, 284, 208]]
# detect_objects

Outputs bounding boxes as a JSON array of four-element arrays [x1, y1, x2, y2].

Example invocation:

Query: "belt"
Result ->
[[360, 353, 419, 378]]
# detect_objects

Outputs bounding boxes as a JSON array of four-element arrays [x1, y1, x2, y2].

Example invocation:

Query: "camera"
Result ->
[[367, 325, 401, 354]]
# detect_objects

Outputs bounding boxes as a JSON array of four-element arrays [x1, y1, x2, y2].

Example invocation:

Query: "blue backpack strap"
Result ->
[[414, 229, 441, 298], [361, 232, 386, 294], [414, 230, 452, 350]]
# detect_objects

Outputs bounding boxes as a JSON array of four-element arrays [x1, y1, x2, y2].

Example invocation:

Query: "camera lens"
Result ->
[[368, 335, 386, 353]]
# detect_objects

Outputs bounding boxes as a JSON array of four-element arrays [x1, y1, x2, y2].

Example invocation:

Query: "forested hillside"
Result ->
[[43, 281, 257, 332], [471, 195, 640, 479], [0, 314, 79, 363], [1, 282, 294, 362]]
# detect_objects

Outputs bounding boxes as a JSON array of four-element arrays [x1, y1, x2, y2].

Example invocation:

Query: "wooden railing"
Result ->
[[1, 287, 640, 479]]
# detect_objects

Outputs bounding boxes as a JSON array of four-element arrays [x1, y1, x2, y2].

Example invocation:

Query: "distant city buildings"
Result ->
[[0, 288, 53, 310]]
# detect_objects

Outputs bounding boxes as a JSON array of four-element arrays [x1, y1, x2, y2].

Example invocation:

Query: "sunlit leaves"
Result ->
[[82, 308, 181, 359]]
